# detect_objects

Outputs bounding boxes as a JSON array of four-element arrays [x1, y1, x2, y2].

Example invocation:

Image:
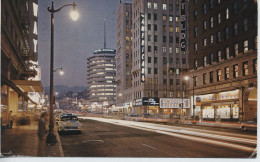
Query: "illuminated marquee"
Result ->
[[140, 13, 145, 82], [180, 0, 186, 52], [160, 98, 190, 108]]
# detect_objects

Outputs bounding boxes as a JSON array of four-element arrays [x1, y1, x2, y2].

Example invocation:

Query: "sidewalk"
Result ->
[[1, 119, 64, 157]]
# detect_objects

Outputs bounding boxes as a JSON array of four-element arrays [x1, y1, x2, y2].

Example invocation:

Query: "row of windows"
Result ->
[[194, 17, 250, 39], [194, 0, 247, 18], [196, 59, 257, 86], [194, 39, 257, 69]]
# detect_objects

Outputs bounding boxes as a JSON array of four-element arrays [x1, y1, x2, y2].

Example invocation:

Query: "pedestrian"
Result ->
[[8, 111, 13, 129], [38, 112, 48, 156]]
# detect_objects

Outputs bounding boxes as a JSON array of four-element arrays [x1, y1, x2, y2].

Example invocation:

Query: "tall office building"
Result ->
[[116, 2, 133, 108], [188, 0, 257, 122], [87, 48, 117, 112], [116, 0, 189, 116]]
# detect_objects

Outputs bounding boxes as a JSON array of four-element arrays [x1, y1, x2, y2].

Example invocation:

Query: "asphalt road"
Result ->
[[59, 118, 256, 158]]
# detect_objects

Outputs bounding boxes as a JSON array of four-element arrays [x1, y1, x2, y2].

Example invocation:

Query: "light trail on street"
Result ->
[[80, 117, 257, 153]]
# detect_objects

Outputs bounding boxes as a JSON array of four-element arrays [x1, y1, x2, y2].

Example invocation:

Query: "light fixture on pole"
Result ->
[[54, 67, 64, 75], [47, 1, 79, 144], [181, 75, 189, 118]]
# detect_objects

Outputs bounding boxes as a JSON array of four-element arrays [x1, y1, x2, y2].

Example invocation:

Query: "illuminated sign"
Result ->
[[94, 48, 116, 54], [160, 98, 190, 108], [143, 97, 159, 106], [180, 0, 186, 52], [140, 13, 145, 82], [219, 90, 239, 100]]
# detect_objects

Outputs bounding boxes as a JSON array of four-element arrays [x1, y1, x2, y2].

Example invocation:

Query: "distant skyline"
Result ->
[[38, 0, 120, 87]]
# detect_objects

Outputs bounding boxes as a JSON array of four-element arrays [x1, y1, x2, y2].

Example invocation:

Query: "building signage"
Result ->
[[196, 94, 215, 102], [219, 90, 239, 100], [133, 98, 143, 106], [180, 0, 186, 52], [140, 13, 145, 82], [160, 98, 190, 109], [143, 97, 159, 106]]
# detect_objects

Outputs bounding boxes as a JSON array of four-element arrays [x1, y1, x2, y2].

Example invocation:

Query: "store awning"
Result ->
[[12, 80, 43, 92]]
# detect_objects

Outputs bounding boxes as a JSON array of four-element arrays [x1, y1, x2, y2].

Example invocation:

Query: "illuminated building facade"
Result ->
[[87, 48, 117, 112], [188, 0, 257, 121], [117, 0, 189, 115]]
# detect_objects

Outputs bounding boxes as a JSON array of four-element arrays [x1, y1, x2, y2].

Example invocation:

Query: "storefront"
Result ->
[[160, 98, 190, 116], [132, 97, 159, 115], [195, 90, 240, 121]]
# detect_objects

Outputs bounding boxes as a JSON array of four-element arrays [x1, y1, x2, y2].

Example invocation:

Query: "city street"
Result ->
[[59, 118, 256, 158]]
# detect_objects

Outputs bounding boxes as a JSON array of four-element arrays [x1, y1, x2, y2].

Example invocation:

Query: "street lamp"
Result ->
[[181, 75, 189, 119], [54, 67, 64, 75], [47, 1, 79, 144]]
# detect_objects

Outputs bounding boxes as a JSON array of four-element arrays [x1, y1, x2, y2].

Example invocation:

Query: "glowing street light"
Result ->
[[47, 1, 79, 144]]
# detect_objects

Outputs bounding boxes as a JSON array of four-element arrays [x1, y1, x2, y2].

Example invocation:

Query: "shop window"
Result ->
[[233, 104, 239, 118], [217, 105, 230, 119], [233, 64, 239, 78], [253, 59, 257, 74], [225, 67, 230, 80], [203, 106, 214, 118], [243, 61, 249, 76], [217, 69, 221, 81]]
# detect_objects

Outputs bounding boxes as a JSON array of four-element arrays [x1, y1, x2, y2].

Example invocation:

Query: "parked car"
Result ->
[[240, 118, 257, 131], [57, 114, 83, 134]]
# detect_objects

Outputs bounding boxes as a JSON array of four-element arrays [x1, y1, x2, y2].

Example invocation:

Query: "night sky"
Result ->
[[38, 0, 120, 87]]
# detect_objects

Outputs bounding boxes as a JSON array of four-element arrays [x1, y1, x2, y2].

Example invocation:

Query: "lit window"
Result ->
[[243, 40, 248, 53], [176, 16, 179, 22], [243, 61, 249, 76], [163, 47, 167, 53], [203, 56, 207, 66], [203, 73, 206, 85], [194, 43, 198, 51], [33, 22, 38, 35], [163, 15, 167, 21], [225, 67, 230, 80], [204, 39, 207, 46], [210, 17, 214, 28], [210, 35, 213, 43], [33, 39, 37, 52], [154, 3, 158, 9], [169, 47, 172, 53], [225, 47, 229, 59], [169, 26, 173, 32], [203, 21, 207, 30], [176, 48, 179, 53], [218, 13, 221, 24], [163, 4, 167, 10], [226, 8, 229, 19], [253, 59, 257, 74], [176, 69, 180, 75], [147, 2, 152, 9], [217, 69, 221, 81], [169, 16, 173, 21], [195, 60, 198, 69], [203, 3, 206, 14], [218, 50, 221, 61], [233, 64, 239, 78], [33, 3, 38, 17], [234, 44, 239, 56], [176, 27, 180, 32]]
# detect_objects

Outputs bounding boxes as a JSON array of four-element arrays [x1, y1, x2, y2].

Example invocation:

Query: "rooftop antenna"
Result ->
[[104, 19, 106, 48]]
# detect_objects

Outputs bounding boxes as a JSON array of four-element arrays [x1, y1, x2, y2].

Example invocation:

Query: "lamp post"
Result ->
[[47, 1, 79, 144], [181, 76, 189, 118], [54, 67, 64, 75]]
